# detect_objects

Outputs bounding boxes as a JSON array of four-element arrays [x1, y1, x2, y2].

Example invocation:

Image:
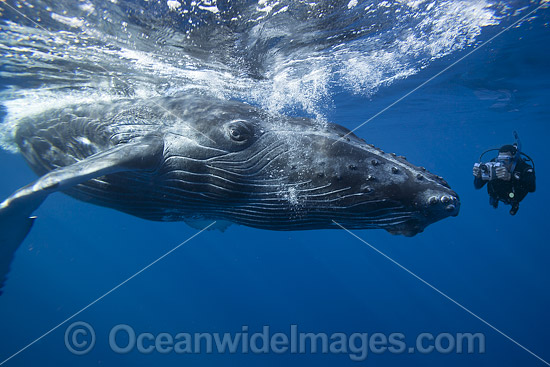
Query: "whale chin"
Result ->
[[386, 228, 423, 237], [385, 221, 425, 237]]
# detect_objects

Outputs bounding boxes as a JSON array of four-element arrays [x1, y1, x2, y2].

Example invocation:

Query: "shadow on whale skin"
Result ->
[[0, 95, 460, 294]]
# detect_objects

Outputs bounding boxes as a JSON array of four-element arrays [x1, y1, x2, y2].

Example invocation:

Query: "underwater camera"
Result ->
[[475, 162, 504, 181]]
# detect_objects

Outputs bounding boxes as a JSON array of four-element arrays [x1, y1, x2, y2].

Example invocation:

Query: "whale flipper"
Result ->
[[0, 214, 36, 294], [0, 135, 164, 294]]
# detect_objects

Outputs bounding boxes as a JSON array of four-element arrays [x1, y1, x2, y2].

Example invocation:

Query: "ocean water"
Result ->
[[0, 0, 549, 366]]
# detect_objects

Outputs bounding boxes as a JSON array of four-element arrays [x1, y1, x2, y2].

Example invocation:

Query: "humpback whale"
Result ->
[[0, 95, 459, 292]]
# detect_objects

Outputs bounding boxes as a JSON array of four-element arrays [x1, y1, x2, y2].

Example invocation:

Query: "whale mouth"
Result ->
[[384, 192, 460, 236], [446, 204, 459, 217]]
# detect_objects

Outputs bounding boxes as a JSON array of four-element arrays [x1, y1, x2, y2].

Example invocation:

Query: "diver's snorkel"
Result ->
[[513, 131, 522, 154], [510, 131, 521, 173]]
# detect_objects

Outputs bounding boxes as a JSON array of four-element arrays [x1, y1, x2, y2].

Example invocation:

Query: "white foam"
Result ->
[[167, 0, 181, 11], [240, 0, 502, 118], [50, 13, 84, 28], [198, 2, 220, 14]]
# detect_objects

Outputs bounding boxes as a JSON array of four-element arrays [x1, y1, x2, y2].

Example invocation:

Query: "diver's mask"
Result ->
[[496, 153, 517, 175], [496, 154, 514, 165]]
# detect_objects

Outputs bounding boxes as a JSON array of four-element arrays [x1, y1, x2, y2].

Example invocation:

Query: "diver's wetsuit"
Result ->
[[474, 159, 536, 214]]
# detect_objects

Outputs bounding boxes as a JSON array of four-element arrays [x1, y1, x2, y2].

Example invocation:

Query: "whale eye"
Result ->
[[226, 121, 252, 143]]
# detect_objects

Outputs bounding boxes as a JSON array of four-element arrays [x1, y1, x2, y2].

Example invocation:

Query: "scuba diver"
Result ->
[[473, 132, 536, 215]]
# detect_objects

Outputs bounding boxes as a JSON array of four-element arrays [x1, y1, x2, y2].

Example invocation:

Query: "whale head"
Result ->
[[162, 97, 459, 236]]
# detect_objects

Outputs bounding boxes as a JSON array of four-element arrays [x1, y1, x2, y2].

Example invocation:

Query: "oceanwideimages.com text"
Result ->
[[65, 322, 485, 360]]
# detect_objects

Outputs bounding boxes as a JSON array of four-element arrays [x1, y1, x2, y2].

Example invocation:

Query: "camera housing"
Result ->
[[475, 162, 504, 181]]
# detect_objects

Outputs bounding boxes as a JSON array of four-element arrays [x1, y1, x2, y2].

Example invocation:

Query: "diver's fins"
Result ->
[[0, 135, 164, 294]]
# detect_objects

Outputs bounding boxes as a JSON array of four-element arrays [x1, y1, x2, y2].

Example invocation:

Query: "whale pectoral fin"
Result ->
[[0, 214, 36, 294], [0, 134, 164, 294]]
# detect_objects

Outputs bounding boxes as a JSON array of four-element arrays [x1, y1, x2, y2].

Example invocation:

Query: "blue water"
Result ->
[[1, 1, 549, 366]]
